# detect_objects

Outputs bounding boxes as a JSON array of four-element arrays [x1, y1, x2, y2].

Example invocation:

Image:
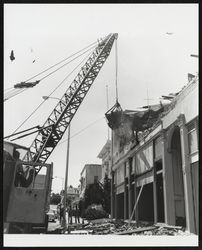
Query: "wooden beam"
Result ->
[[129, 183, 144, 226]]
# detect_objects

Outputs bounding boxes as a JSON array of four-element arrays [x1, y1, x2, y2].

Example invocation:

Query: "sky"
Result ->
[[4, 4, 198, 193]]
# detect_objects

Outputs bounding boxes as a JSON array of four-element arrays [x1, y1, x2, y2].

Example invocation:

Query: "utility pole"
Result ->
[[106, 85, 110, 140], [62, 124, 71, 233]]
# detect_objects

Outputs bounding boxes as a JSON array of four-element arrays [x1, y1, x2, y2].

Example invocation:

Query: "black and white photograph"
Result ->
[[3, 3, 198, 247]]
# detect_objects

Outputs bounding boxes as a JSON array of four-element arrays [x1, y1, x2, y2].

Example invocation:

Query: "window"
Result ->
[[154, 136, 162, 160], [187, 121, 198, 155], [125, 161, 129, 177], [136, 142, 153, 174], [116, 165, 124, 185], [33, 166, 47, 189], [14, 163, 35, 188]]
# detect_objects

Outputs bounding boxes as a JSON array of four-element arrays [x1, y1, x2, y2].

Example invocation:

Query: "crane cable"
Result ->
[[8, 50, 94, 139], [23, 41, 98, 83], [4, 124, 42, 139], [4, 41, 99, 102], [4, 43, 98, 102], [4, 88, 27, 102]]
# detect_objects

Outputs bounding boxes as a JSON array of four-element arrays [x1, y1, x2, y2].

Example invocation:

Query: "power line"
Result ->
[[57, 117, 105, 146]]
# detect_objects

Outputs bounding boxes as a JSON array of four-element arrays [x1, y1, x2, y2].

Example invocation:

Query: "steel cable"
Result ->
[[9, 49, 94, 138]]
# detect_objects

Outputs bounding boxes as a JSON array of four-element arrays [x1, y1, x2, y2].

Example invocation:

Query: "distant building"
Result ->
[[67, 186, 79, 197], [97, 139, 111, 183], [79, 164, 102, 197], [107, 74, 198, 235], [60, 185, 80, 205]]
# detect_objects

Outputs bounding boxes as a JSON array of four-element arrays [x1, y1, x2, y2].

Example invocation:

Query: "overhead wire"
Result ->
[[8, 49, 95, 138], [57, 116, 105, 146]]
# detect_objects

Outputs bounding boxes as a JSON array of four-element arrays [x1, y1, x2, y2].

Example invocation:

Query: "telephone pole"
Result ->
[[62, 124, 71, 233]]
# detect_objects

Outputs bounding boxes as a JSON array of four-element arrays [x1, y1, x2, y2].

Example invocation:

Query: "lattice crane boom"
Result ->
[[24, 33, 118, 172]]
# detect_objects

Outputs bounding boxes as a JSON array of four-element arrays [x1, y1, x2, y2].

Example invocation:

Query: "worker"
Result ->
[[59, 203, 64, 225], [57, 204, 60, 220], [75, 204, 80, 224], [68, 205, 72, 224], [14, 150, 34, 188]]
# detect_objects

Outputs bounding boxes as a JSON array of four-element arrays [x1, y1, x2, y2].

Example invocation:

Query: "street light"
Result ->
[[42, 96, 66, 106], [42, 95, 70, 233], [42, 96, 60, 101]]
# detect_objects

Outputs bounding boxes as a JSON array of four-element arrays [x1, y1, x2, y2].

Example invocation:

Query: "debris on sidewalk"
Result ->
[[77, 218, 191, 236]]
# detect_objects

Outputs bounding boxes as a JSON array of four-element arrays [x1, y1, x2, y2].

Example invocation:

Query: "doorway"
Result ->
[[156, 172, 165, 222], [116, 192, 124, 219], [171, 127, 186, 227]]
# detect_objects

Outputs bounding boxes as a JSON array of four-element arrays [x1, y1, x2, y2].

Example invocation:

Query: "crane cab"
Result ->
[[3, 141, 53, 233]]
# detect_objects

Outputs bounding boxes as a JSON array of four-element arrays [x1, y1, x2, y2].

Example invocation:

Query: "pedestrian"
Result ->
[[74, 206, 77, 224], [76, 205, 80, 224]]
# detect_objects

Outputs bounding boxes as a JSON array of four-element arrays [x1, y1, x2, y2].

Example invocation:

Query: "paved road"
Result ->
[[48, 219, 61, 232], [47, 214, 87, 233]]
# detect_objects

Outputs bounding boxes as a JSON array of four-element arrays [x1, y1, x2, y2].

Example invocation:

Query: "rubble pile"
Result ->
[[84, 205, 109, 220], [82, 219, 136, 235], [80, 219, 192, 236], [132, 225, 187, 236]]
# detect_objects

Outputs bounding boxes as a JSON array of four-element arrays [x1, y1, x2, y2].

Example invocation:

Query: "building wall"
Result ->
[[97, 140, 112, 182], [86, 164, 102, 185], [111, 77, 198, 234], [80, 164, 102, 196]]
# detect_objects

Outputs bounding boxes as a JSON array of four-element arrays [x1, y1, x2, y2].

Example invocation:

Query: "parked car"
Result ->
[[47, 209, 56, 222]]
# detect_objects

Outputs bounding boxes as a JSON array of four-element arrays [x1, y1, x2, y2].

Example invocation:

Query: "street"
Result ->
[[47, 219, 61, 232]]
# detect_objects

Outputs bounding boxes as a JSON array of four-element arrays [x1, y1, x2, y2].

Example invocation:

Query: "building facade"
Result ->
[[97, 139, 111, 183], [79, 164, 102, 197], [110, 75, 198, 234]]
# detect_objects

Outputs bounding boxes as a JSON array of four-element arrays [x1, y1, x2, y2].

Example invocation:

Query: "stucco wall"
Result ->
[[86, 164, 102, 185], [162, 80, 198, 128]]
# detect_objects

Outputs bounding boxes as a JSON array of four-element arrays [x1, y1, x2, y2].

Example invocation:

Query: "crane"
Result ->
[[23, 33, 118, 174], [3, 33, 118, 234]]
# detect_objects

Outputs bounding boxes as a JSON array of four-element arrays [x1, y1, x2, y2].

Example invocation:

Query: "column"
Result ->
[[128, 158, 132, 219], [178, 114, 195, 233], [161, 129, 175, 225], [153, 164, 158, 223], [134, 180, 138, 224], [114, 188, 117, 219]]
